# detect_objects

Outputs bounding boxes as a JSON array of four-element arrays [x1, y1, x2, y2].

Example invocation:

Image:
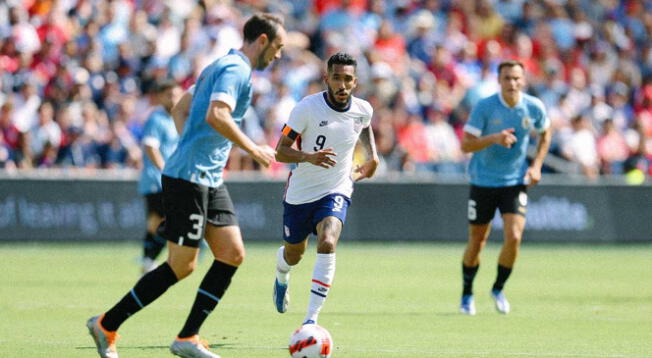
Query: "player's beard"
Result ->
[[255, 44, 272, 70], [327, 87, 351, 109]]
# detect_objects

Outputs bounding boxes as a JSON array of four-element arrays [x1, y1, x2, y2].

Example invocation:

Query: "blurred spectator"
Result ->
[[395, 110, 430, 172], [597, 119, 629, 174], [547, 3, 575, 52], [0, 99, 31, 168], [407, 10, 437, 65], [471, 0, 505, 41], [424, 106, 464, 174], [560, 115, 599, 179], [371, 19, 407, 75], [30, 101, 61, 166], [0, 101, 18, 168], [0, 0, 649, 181]]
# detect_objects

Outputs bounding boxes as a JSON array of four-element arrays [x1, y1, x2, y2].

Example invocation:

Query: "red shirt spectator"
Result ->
[[597, 119, 629, 174], [396, 113, 430, 164], [373, 20, 407, 74]]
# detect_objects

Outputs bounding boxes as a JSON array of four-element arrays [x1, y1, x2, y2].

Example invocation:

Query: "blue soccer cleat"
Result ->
[[273, 278, 289, 313], [459, 294, 476, 315], [491, 289, 511, 314], [302, 319, 316, 325]]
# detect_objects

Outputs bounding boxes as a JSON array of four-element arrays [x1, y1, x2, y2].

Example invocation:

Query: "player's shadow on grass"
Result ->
[[329, 311, 460, 317], [215, 345, 288, 351], [76, 343, 230, 350]]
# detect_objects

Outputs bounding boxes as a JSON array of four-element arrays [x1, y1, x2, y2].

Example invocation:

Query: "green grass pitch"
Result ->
[[1, 241, 651, 358]]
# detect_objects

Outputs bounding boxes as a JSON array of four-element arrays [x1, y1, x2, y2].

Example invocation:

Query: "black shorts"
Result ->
[[468, 184, 527, 225], [144, 192, 165, 217], [158, 175, 238, 248]]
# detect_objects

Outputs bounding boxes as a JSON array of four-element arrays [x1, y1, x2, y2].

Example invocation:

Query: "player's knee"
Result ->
[[469, 234, 488, 247], [317, 236, 337, 253], [285, 250, 303, 265], [215, 246, 245, 267], [230, 249, 245, 266], [171, 261, 197, 280], [504, 233, 522, 246]]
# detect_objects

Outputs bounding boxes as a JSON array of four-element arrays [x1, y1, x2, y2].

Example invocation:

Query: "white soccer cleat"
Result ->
[[491, 289, 511, 314], [170, 336, 220, 358], [459, 294, 476, 315], [141, 257, 157, 274], [86, 314, 119, 358]]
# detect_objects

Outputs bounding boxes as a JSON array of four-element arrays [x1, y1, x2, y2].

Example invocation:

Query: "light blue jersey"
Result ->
[[163, 49, 252, 187], [463, 92, 550, 187], [138, 107, 179, 195]]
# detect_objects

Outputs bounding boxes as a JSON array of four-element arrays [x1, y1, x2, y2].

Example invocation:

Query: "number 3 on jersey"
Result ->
[[314, 135, 326, 151], [187, 213, 204, 240]]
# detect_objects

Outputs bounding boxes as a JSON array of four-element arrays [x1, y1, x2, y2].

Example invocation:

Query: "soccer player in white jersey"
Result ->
[[272, 52, 379, 325], [459, 60, 551, 315]]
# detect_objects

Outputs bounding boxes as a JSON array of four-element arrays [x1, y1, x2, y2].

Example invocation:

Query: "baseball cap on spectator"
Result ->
[[73, 68, 90, 85], [207, 5, 231, 22], [371, 62, 393, 80], [574, 22, 593, 41], [612, 82, 629, 97], [410, 10, 435, 31]]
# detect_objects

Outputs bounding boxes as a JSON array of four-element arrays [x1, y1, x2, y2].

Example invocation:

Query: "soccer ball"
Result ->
[[288, 324, 333, 358]]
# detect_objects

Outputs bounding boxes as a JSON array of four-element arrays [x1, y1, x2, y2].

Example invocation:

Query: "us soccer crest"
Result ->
[[353, 117, 364, 133]]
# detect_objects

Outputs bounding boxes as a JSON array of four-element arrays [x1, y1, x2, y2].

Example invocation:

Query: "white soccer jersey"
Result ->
[[283, 91, 373, 205]]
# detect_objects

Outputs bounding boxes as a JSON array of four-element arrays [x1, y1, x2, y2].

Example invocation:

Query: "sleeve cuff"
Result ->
[[463, 124, 482, 137], [142, 137, 161, 149], [539, 117, 551, 132], [210, 92, 236, 112]]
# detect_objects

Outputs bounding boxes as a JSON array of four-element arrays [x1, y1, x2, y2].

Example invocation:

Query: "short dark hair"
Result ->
[[243, 13, 284, 44], [498, 60, 524, 75], [152, 79, 177, 94], [327, 52, 357, 72]]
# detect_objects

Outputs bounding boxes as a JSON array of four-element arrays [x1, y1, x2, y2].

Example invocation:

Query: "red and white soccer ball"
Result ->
[[288, 324, 333, 358]]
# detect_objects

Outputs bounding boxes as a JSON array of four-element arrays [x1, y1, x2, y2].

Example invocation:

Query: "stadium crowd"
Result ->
[[0, 0, 651, 180]]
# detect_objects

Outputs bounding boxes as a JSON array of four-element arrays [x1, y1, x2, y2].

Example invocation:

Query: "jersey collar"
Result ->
[[229, 48, 251, 68], [498, 91, 523, 108], [322, 91, 351, 112]]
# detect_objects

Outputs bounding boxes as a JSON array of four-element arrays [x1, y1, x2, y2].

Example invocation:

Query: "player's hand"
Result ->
[[250, 144, 276, 168], [495, 128, 517, 148], [524, 166, 542, 187], [352, 158, 379, 182], [307, 148, 337, 168]]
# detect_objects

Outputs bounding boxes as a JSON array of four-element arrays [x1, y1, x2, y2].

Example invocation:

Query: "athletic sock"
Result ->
[[177, 260, 238, 338], [143, 232, 166, 260], [275, 246, 292, 284], [492, 264, 513, 292], [102, 262, 178, 331], [462, 263, 480, 296], [304, 253, 335, 323]]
